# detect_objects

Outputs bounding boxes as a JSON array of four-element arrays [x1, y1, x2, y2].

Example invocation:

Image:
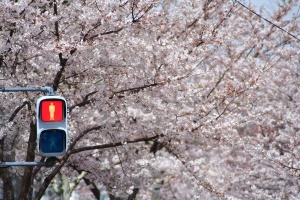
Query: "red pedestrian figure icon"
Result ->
[[41, 100, 63, 122], [49, 102, 55, 121]]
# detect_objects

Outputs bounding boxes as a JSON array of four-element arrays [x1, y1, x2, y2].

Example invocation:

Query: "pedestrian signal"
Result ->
[[41, 100, 64, 122], [36, 96, 68, 157]]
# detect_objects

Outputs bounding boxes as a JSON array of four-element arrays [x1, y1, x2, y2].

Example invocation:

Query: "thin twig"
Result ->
[[236, 1, 300, 42]]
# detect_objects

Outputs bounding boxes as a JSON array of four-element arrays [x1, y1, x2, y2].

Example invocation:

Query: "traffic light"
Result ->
[[36, 96, 68, 157]]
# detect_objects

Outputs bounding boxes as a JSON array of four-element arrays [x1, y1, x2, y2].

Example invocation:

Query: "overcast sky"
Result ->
[[246, 0, 298, 19], [247, 0, 279, 12]]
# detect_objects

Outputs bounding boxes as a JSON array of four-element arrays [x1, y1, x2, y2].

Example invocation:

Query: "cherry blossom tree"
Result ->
[[0, 0, 300, 199]]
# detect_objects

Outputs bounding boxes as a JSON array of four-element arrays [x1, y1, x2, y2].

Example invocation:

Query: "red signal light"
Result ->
[[41, 100, 64, 122]]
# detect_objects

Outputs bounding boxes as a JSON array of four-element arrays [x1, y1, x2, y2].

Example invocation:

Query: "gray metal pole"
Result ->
[[0, 162, 46, 167], [0, 157, 57, 168], [0, 86, 55, 96]]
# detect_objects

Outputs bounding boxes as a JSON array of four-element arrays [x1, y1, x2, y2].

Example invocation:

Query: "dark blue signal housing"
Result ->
[[40, 130, 66, 154]]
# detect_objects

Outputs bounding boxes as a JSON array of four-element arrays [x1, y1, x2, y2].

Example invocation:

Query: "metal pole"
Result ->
[[0, 86, 55, 96], [0, 162, 46, 167], [0, 157, 57, 168]]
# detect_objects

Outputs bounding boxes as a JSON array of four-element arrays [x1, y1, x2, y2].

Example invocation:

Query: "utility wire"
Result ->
[[236, 1, 300, 42]]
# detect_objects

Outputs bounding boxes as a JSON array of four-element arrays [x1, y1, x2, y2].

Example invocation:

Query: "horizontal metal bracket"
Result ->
[[0, 86, 55, 96], [0, 157, 57, 168]]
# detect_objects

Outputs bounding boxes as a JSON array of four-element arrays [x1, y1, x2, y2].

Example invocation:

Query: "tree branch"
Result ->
[[135, 4, 153, 22], [127, 188, 139, 200], [84, 27, 123, 41], [131, 1, 136, 22], [69, 163, 100, 199], [110, 82, 162, 99], [82, 20, 102, 42], [69, 91, 98, 112], [236, 1, 300, 42], [206, 68, 229, 98], [0, 137, 15, 200], [9, 101, 31, 122], [71, 134, 160, 154], [27, 157, 46, 199], [19, 120, 37, 200], [53, 0, 59, 40], [53, 53, 67, 91], [212, 5, 235, 35], [60, 69, 88, 83], [215, 97, 236, 120], [101, 28, 123, 35]]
